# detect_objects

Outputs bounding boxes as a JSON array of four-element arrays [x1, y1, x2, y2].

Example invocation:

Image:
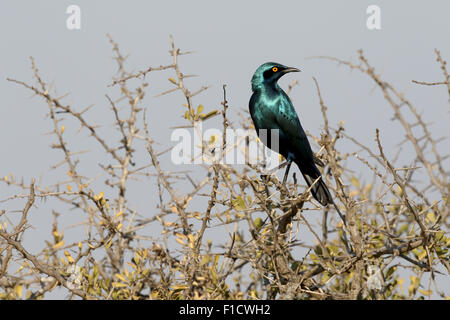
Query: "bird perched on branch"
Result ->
[[249, 62, 336, 208]]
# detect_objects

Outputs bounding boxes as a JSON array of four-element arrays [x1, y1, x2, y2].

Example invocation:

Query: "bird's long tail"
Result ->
[[302, 172, 347, 227], [302, 173, 333, 206], [303, 171, 351, 253]]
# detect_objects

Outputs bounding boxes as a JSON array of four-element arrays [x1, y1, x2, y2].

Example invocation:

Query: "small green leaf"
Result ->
[[254, 217, 264, 230], [233, 196, 246, 211], [199, 110, 219, 121]]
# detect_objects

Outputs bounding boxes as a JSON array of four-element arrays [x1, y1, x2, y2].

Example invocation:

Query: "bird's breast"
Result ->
[[251, 96, 280, 130]]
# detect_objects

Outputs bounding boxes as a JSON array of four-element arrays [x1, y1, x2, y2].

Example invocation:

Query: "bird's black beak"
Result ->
[[282, 67, 301, 74]]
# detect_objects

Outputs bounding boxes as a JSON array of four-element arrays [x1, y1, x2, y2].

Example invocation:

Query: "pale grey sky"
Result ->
[[0, 0, 448, 299]]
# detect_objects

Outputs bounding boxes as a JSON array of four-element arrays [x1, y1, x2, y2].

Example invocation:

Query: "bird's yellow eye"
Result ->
[[272, 67, 278, 72]]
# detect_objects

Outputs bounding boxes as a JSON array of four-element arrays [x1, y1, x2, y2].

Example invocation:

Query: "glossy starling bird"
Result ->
[[249, 62, 333, 206]]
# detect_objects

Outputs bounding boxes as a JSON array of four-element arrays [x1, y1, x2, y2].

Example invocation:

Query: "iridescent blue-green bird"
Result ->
[[249, 62, 333, 207]]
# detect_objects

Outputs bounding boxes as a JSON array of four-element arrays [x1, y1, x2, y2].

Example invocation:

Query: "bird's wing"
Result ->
[[275, 94, 322, 167], [275, 95, 308, 142]]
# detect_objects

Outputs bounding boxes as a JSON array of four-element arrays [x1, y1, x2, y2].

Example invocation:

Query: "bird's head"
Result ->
[[251, 62, 300, 91]]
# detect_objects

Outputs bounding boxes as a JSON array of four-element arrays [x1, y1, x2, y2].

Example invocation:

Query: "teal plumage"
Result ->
[[249, 62, 333, 206]]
